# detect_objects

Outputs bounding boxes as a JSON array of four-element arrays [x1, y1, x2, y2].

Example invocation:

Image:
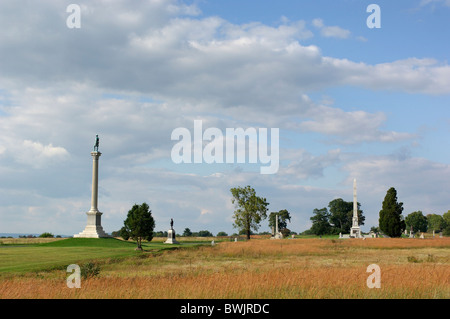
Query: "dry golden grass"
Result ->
[[1, 238, 449, 299], [0, 237, 66, 245]]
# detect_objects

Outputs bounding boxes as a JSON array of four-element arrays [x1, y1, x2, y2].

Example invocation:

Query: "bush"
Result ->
[[39, 232, 54, 238], [81, 262, 101, 279], [197, 230, 213, 237], [119, 227, 130, 240], [154, 231, 168, 237], [280, 228, 291, 237], [443, 226, 450, 236], [216, 231, 228, 237], [407, 256, 421, 263]]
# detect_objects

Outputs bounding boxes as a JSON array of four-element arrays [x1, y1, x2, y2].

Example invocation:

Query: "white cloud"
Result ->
[[312, 18, 351, 39], [0, 0, 448, 236], [343, 155, 450, 216], [18, 140, 69, 167], [420, 0, 450, 7], [296, 104, 415, 144], [279, 149, 341, 180]]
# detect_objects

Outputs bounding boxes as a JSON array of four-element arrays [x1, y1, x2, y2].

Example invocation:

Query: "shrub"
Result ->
[[81, 262, 101, 279], [216, 231, 228, 237], [407, 256, 421, 263], [280, 228, 291, 237], [39, 232, 54, 238]]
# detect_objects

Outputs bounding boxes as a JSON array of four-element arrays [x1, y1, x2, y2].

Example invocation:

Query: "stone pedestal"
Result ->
[[164, 228, 179, 244], [74, 151, 109, 238], [350, 225, 361, 238]]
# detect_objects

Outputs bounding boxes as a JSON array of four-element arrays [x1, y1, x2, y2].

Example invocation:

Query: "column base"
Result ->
[[164, 229, 179, 244], [270, 232, 283, 239], [350, 227, 361, 238], [73, 226, 109, 238], [74, 210, 110, 238]]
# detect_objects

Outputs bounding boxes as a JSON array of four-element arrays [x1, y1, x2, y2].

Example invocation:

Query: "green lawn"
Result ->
[[0, 237, 207, 274]]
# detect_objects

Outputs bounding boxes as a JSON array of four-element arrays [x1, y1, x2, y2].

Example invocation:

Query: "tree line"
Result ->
[[305, 198, 365, 236], [307, 186, 450, 237], [114, 185, 450, 250], [113, 185, 295, 249]]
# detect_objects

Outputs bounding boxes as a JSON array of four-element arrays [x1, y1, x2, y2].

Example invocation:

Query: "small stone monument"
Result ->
[[409, 226, 414, 238], [164, 218, 179, 244], [439, 232, 443, 238], [420, 233, 424, 239]]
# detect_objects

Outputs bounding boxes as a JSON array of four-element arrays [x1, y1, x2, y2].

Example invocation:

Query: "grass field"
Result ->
[[0, 237, 448, 298]]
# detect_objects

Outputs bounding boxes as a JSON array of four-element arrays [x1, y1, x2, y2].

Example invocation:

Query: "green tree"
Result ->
[[182, 228, 192, 237], [39, 232, 54, 238], [443, 211, 450, 236], [216, 231, 228, 236], [280, 228, 291, 237], [231, 185, 269, 240], [111, 230, 121, 237], [370, 226, 380, 233], [310, 208, 332, 236], [268, 209, 291, 231], [119, 227, 130, 240], [379, 187, 404, 237], [426, 214, 445, 232], [152, 230, 167, 237], [120, 202, 155, 250], [197, 230, 213, 237], [405, 211, 428, 233], [328, 198, 365, 234]]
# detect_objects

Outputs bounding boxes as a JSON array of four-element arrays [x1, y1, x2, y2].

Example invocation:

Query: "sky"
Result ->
[[0, 0, 449, 236]]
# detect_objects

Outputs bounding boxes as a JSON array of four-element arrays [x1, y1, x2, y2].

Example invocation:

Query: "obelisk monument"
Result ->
[[350, 178, 361, 238], [74, 135, 109, 238], [271, 213, 283, 239]]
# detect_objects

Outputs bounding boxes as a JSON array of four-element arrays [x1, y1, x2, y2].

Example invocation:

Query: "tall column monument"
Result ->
[[74, 135, 109, 238], [271, 213, 283, 239], [350, 178, 361, 238]]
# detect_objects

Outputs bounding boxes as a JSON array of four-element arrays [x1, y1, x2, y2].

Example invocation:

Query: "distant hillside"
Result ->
[[0, 233, 70, 238]]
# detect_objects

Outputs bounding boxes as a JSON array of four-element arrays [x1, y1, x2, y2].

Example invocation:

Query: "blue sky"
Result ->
[[0, 0, 449, 236]]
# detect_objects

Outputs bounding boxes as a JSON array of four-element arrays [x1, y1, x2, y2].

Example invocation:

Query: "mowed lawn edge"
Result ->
[[0, 237, 205, 274]]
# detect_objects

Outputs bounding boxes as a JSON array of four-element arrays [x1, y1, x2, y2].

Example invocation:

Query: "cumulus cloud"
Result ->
[[312, 18, 351, 39], [420, 0, 450, 8], [0, 0, 448, 235], [342, 155, 450, 215], [18, 140, 69, 167], [1, 1, 449, 103], [296, 104, 415, 144], [279, 149, 341, 179]]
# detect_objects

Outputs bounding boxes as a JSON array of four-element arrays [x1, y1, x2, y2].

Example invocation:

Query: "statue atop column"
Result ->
[[74, 137, 109, 238], [94, 134, 100, 152]]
